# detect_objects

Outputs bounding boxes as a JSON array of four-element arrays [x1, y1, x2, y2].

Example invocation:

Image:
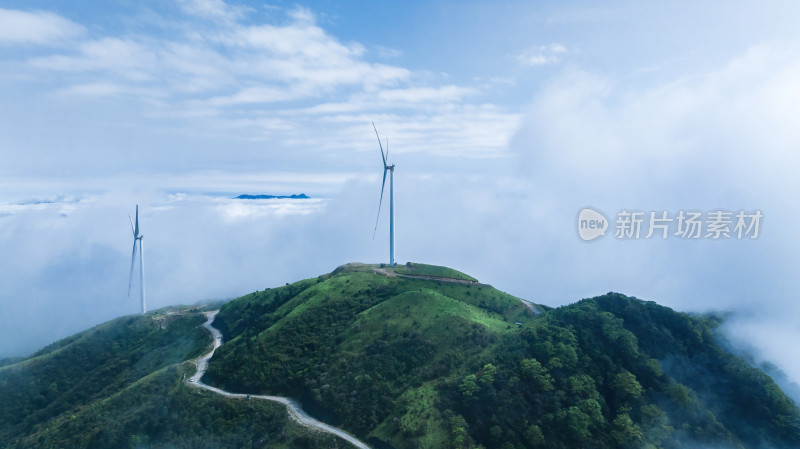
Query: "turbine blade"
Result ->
[[134, 205, 139, 237], [372, 122, 387, 166], [373, 168, 387, 238], [128, 215, 135, 236], [128, 240, 137, 296]]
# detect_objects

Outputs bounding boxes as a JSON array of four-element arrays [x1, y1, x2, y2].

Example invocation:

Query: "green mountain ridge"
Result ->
[[0, 308, 337, 448], [2, 262, 799, 449]]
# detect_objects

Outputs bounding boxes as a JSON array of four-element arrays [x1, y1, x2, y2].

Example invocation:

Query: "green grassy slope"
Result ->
[[13, 364, 337, 449], [391, 262, 479, 282], [206, 264, 800, 449], [0, 310, 208, 443], [0, 308, 337, 449]]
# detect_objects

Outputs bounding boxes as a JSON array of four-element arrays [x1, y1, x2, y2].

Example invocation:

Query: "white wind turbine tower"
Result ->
[[128, 205, 146, 315], [372, 123, 396, 267]]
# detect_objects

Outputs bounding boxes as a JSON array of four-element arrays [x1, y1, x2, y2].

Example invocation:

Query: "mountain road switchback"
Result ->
[[188, 310, 371, 449]]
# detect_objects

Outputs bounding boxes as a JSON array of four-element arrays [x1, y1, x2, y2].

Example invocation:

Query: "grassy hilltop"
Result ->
[[1, 262, 799, 449]]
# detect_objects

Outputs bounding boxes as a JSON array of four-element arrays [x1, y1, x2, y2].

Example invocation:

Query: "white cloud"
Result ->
[[207, 86, 299, 106], [215, 197, 326, 221], [4, 2, 515, 162], [176, 0, 248, 22], [27, 6, 410, 102], [218, 16, 407, 93], [54, 81, 170, 99], [0, 8, 84, 45], [514, 43, 800, 185], [365, 105, 521, 158], [30, 37, 159, 82], [374, 45, 402, 59], [376, 86, 476, 104], [159, 42, 234, 93], [508, 42, 800, 385], [516, 43, 567, 66], [303, 107, 521, 159], [286, 6, 315, 24]]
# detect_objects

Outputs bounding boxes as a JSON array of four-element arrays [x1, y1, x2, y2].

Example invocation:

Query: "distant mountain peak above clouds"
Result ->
[[234, 194, 310, 200]]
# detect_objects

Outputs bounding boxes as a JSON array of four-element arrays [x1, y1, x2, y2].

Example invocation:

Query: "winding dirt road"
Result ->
[[188, 310, 371, 449]]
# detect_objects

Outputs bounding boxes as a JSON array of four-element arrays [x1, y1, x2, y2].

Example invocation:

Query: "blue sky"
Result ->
[[1, 0, 800, 393]]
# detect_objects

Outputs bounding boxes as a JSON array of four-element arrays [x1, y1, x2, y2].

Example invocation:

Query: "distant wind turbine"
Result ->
[[128, 205, 146, 315], [372, 123, 396, 267]]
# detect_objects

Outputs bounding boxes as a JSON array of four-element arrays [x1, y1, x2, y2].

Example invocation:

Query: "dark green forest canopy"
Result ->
[[206, 263, 800, 449]]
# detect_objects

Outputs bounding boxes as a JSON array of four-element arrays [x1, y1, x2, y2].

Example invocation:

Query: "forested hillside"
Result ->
[[206, 263, 800, 449], [0, 309, 335, 448]]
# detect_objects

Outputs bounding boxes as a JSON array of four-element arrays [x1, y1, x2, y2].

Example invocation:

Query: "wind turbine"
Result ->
[[372, 122, 396, 267], [128, 205, 146, 315]]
